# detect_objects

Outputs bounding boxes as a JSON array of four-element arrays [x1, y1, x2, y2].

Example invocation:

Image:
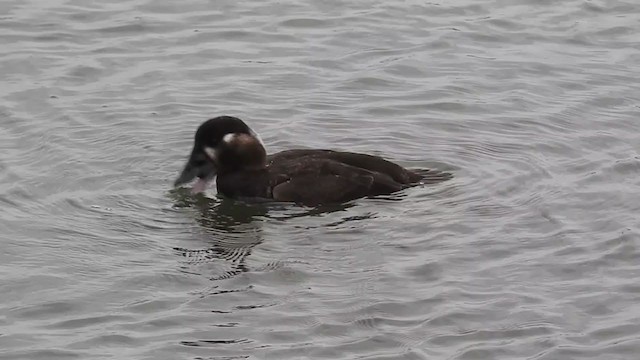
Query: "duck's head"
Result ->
[[174, 116, 266, 193]]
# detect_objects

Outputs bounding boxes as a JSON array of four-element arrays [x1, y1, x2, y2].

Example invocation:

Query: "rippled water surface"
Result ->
[[2, 0, 640, 359]]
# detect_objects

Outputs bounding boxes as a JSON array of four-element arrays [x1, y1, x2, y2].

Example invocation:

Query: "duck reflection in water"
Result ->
[[169, 188, 362, 281]]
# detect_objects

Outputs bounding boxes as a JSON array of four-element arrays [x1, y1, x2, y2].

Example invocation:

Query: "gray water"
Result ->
[[2, 0, 640, 359]]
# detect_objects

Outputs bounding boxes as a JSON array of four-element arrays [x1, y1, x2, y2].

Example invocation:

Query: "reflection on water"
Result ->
[[168, 189, 385, 280], [170, 188, 270, 230], [170, 191, 267, 280]]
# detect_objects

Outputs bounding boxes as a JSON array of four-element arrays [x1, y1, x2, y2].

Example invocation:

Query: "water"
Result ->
[[2, 0, 640, 359]]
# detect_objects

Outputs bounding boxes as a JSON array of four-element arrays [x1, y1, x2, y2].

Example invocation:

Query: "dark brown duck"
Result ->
[[174, 116, 449, 206]]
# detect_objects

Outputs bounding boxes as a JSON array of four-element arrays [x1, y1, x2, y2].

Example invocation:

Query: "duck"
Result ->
[[174, 116, 449, 206]]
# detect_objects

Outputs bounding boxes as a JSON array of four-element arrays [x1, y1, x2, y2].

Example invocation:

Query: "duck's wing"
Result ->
[[271, 174, 374, 206], [268, 157, 407, 205], [266, 149, 331, 164], [322, 151, 424, 183], [268, 149, 422, 184]]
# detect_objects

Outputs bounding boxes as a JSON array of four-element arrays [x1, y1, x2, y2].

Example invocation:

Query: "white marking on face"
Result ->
[[223, 133, 236, 144], [203, 146, 216, 161]]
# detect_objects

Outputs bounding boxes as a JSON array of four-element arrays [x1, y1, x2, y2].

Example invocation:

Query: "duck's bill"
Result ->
[[174, 150, 217, 194], [174, 162, 197, 187]]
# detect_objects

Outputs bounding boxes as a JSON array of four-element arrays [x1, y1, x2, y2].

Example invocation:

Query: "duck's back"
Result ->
[[268, 149, 423, 184]]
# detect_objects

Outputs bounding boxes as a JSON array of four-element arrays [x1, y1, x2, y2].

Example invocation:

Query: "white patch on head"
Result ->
[[203, 146, 216, 161], [222, 133, 236, 144]]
